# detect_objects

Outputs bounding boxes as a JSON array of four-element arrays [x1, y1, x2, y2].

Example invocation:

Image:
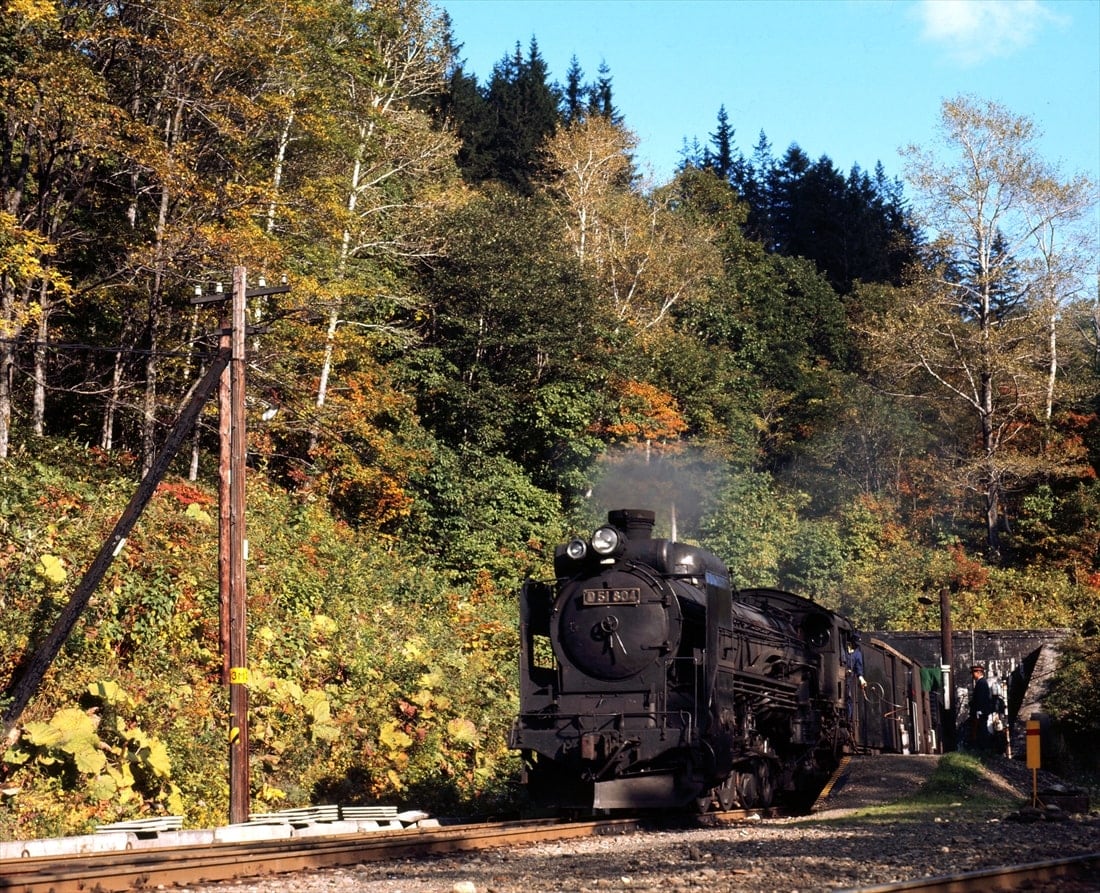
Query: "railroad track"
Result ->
[[0, 813, 707, 893], [838, 852, 1100, 892], [2, 812, 1095, 893]]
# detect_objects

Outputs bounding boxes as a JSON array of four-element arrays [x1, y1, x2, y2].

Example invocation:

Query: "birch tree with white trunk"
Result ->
[[873, 95, 1097, 555]]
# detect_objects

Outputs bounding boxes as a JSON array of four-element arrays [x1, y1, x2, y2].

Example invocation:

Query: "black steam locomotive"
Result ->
[[510, 509, 936, 812]]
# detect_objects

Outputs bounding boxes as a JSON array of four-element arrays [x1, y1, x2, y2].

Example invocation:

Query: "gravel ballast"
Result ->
[[176, 756, 1100, 893]]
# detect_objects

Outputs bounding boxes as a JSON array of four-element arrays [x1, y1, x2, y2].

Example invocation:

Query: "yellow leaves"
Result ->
[[405, 686, 430, 707], [302, 688, 341, 742], [0, 214, 64, 281], [418, 669, 445, 691], [87, 680, 132, 708], [259, 783, 287, 804], [446, 717, 478, 748], [34, 553, 66, 584], [20, 708, 107, 774], [540, 138, 720, 332], [310, 614, 338, 637], [184, 502, 213, 524], [378, 719, 412, 752], [544, 116, 638, 211], [401, 637, 425, 661], [3, 0, 58, 25], [165, 783, 186, 816], [304, 691, 331, 724], [250, 670, 342, 744], [88, 773, 120, 802], [0, 213, 51, 327], [125, 729, 173, 780], [0, 212, 71, 343]]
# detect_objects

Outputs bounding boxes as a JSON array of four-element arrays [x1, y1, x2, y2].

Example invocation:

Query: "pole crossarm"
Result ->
[[191, 282, 290, 305]]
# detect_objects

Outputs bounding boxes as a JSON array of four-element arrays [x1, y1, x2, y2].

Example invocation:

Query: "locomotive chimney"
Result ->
[[608, 509, 656, 539]]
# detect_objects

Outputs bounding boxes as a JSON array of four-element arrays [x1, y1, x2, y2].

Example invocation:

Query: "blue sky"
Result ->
[[440, 0, 1100, 192]]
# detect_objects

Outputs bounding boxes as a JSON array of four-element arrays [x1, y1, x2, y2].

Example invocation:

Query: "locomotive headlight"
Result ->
[[565, 538, 588, 560], [590, 526, 621, 556]]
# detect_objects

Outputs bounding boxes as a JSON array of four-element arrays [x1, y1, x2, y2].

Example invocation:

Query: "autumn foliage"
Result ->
[[0, 2, 1098, 837]]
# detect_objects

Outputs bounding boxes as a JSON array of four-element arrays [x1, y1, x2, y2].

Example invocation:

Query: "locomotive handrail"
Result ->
[[726, 618, 800, 648], [514, 709, 696, 726]]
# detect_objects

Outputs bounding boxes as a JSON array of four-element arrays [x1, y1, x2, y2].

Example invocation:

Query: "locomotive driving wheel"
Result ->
[[694, 791, 714, 813], [754, 759, 776, 808], [736, 768, 759, 808]]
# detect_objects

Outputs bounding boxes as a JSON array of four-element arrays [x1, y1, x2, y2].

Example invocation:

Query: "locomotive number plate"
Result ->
[[583, 587, 641, 605]]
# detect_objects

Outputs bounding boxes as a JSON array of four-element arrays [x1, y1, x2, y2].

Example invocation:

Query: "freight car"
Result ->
[[510, 509, 936, 813]]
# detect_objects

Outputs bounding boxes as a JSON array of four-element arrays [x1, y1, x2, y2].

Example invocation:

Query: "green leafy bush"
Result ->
[[0, 446, 525, 837], [1, 681, 183, 837]]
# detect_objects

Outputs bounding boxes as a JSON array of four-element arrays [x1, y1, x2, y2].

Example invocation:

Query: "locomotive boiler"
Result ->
[[510, 509, 867, 812]]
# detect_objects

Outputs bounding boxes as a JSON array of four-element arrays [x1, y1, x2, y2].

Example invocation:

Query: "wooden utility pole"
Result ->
[[939, 587, 955, 752], [207, 267, 287, 825], [196, 268, 287, 824], [218, 304, 232, 684], [227, 266, 250, 824]]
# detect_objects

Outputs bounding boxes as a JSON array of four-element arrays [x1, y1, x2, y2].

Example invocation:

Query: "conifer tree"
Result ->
[[482, 39, 561, 191], [587, 61, 620, 124], [563, 55, 586, 124], [437, 63, 496, 180], [708, 105, 735, 181]]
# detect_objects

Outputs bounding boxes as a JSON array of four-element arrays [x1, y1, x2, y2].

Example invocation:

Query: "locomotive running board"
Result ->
[[810, 755, 851, 812]]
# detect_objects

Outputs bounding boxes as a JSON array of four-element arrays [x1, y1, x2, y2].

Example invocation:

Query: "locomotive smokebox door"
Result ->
[[556, 569, 682, 681]]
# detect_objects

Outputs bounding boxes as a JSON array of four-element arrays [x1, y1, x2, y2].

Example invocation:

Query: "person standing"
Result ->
[[969, 664, 992, 750], [845, 632, 866, 745]]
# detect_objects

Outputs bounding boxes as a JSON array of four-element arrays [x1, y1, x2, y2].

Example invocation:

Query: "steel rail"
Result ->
[[6, 812, 1085, 893], [0, 817, 651, 893], [0, 807, 781, 893], [837, 851, 1100, 893]]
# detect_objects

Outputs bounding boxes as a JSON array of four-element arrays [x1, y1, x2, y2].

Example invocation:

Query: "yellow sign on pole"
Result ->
[[1026, 717, 1041, 807], [1026, 718, 1041, 768]]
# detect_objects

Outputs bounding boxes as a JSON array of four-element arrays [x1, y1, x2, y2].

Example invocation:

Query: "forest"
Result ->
[[1, 0, 1098, 836]]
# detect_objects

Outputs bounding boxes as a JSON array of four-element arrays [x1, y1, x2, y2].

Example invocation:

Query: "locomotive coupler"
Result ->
[[581, 732, 639, 780]]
